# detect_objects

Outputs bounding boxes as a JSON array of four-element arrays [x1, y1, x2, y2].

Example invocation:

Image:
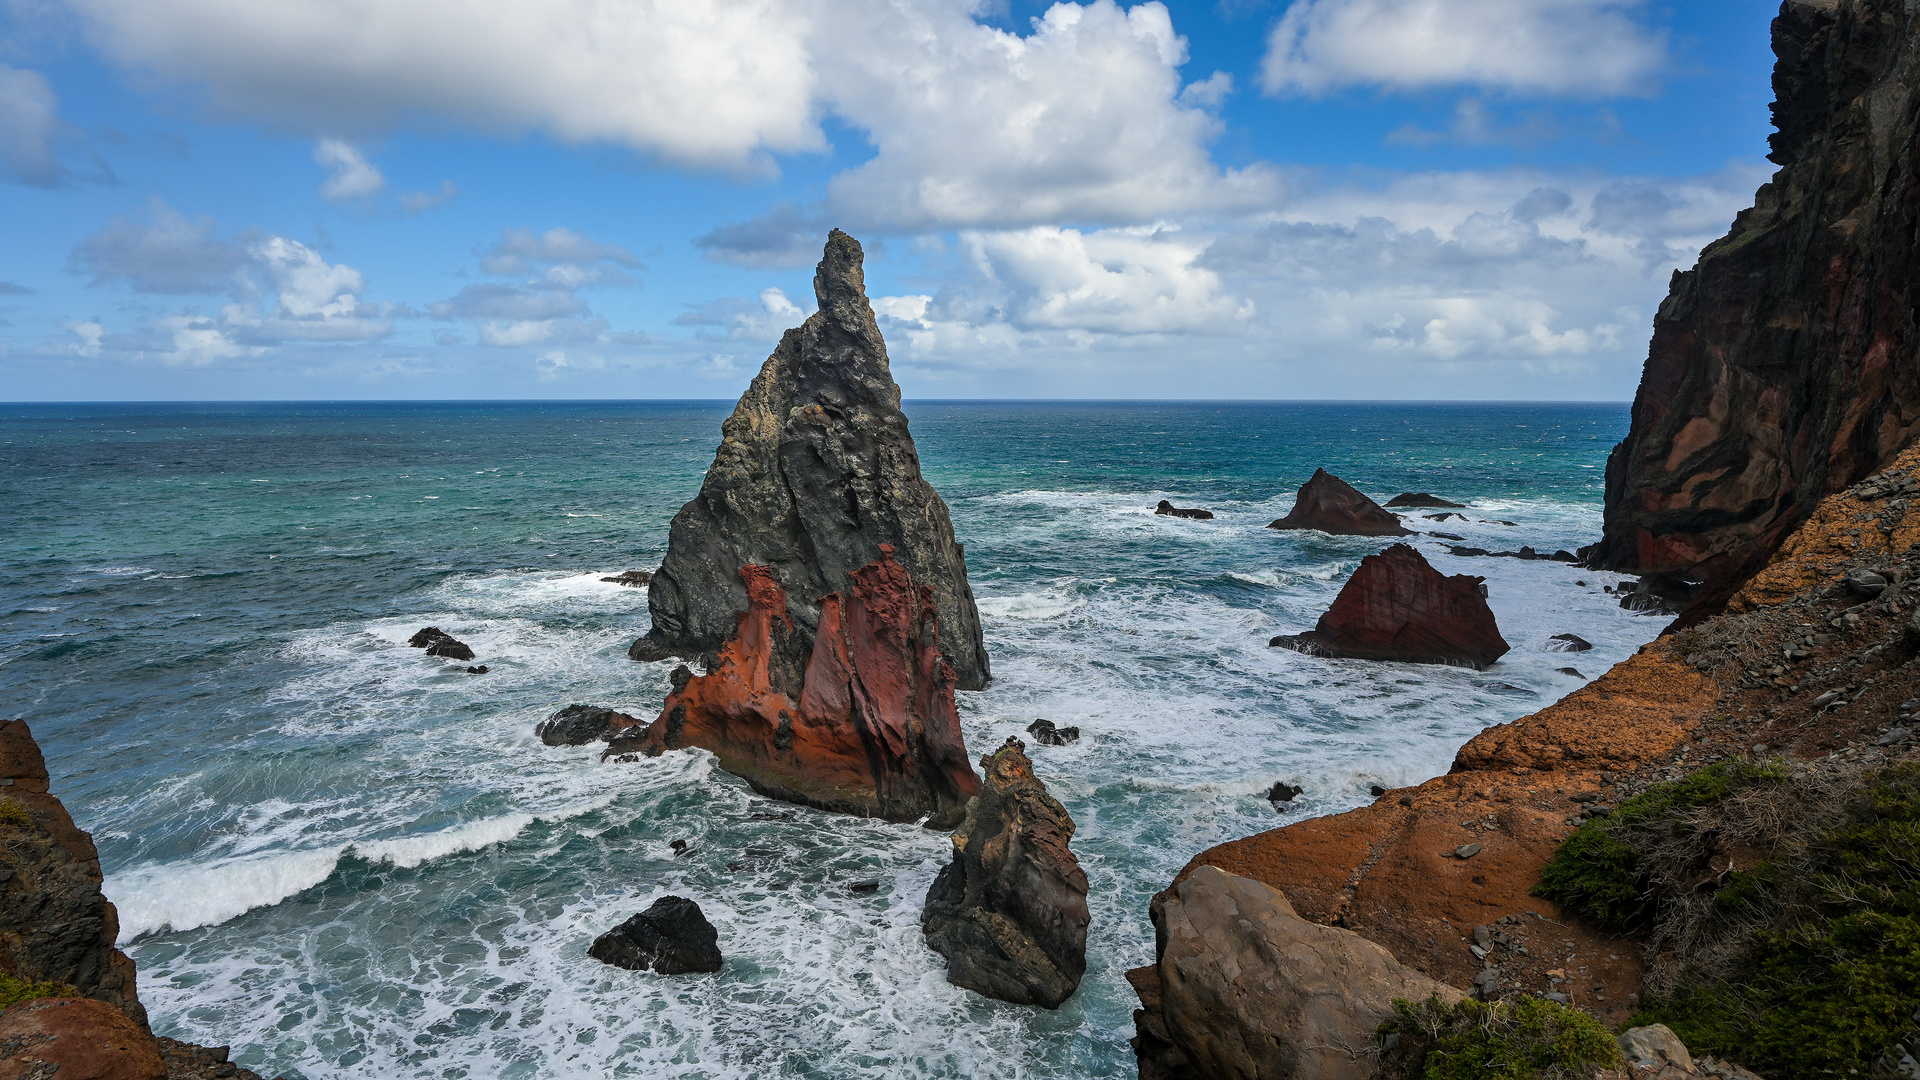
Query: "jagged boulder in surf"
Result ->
[[922, 738, 1089, 1008], [609, 548, 981, 828], [589, 895, 723, 975], [1270, 544, 1510, 669], [628, 230, 989, 691], [1154, 500, 1213, 520], [535, 704, 642, 746], [1267, 469, 1413, 536]]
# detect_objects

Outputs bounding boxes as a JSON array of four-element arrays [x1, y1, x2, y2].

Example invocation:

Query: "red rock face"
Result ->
[[1273, 544, 1509, 669], [1267, 469, 1412, 536], [619, 545, 980, 827], [0, 997, 166, 1080], [1594, 0, 1920, 619]]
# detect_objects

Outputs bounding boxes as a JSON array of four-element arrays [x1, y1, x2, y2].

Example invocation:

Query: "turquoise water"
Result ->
[[0, 400, 1656, 1079]]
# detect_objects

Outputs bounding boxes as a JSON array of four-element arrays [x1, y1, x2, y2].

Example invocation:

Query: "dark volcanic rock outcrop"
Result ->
[[922, 738, 1089, 1008], [1267, 469, 1412, 536], [1154, 500, 1214, 520], [629, 230, 989, 690], [535, 704, 641, 746], [589, 896, 723, 975], [408, 627, 474, 661], [1592, 0, 1920, 620], [612, 548, 980, 827], [1385, 492, 1465, 508], [1270, 544, 1510, 669]]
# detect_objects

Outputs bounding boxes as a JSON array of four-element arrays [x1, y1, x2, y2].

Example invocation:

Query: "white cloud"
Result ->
[[962, 226, 1251, 334], [1260, 0, 1667, 97], [397, 180, 457, 214], [314, 138, 385, 201], [673, 287, 810, 342], [0, 63, 65, 186], [428, 226, 637, 346]]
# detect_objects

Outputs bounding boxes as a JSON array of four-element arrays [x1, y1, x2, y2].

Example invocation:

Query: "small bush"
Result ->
[[1379, 995, 1622, 1080], [0, 972, 77, 1009], [0, 796, 32, 828]]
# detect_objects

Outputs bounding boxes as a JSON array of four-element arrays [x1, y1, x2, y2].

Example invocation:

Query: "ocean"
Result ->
[[0, 400, 1657, 1079]]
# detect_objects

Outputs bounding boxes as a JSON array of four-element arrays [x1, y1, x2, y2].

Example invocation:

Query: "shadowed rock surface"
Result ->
[[1270, 544, 1510, 669], [535, 704, 641, 746], [588, 896, 722, 975], [1592, 0, 1920, 621], [612, 548, 980, 827], [1154, 500, 1214, 520], [629, 230, 989, 690], [1267, 469, 1413, 536], [922, 738, 1089, 1008], [1130, 865, 1463, 1080], [1385, 492, 1465, 508]]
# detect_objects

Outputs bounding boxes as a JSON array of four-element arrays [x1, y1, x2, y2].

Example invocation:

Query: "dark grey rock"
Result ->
[[1026, 719, 1079, 746], [1846, 569, 1889, 597], [601, 570, 654, 587], [588, 896, 722, 974], [1454, 843, 1482, 859], [1265, 781, 1303, 804], [407, 626, 451, 648], [424, 637, 475, 661], [536, 704, 637, 746], [628, 231, 989, 691], [1880, 727, 1912, 746], [1547, 633, 1594, 652], [1370, 784, 1388, 797], [1154, 500, 1214, 520], [1556, 667, 1585, 677]]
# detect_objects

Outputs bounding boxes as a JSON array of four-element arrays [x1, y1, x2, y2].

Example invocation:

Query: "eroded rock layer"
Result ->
[[630, 230, 990, 690], [615, 547, 980, 827], [1272, 543, 1510, 669], [1593, 0, 1920, 617], [922, 738, 1089, 1008], [1268, 469, 1412, 536]]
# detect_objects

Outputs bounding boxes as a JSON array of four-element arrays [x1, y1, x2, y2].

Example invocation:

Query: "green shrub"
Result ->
[[0, 796, 32, 828], [0, 972, 77, 1009], [1379, 995, 1621, 1080]]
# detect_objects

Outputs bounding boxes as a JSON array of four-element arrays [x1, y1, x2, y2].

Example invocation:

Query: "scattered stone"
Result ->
[[1879, 727, 1912, 746], [1153, 500, 1213, 520], [1454, 842, 1482, 859], [922, 738, 1089, 1008], [1814, 690, 1843, 707], [1026, 719, 1080, 746], [1271, 544, 1510, 669], [1546, 633, 1594, 652], [589, 896, 723, 974], [1398, 794, 1415, 807], [1266, 469, 1413, 536], [600, 570, 654, 587], [627, 230, 989, 691], [536, 704, 641, 746], [1369, 784, 1388, 797], [1846, 569, 1889, 597], [1618, 1023, 1694, 1074], [1472, 925, 1493, 948], [1265, 781, 1304, 804], [1386, 492, 1466, 508], [1543, 991, 1570, 1004], [465, 665, 489, 674]]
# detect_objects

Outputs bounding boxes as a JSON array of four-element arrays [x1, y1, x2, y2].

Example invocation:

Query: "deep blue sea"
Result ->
[[0, 400, 1657, 1079]]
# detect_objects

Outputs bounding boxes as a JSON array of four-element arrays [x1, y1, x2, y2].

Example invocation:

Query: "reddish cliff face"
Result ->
[[1267, 469, 1413, 537], [617, 546, 981, 828], [1271, 544, 1510, 670], [1594, 0, 1920, 617]]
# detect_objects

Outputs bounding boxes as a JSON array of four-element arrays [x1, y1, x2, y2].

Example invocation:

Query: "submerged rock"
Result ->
[[1264, 781, 1303, 804], [1547, 633, 1594, 652], [1270, 544, 1510, 669], [628, 230, 989, 690], [1026, 719, 1079, 746], [409, 627, 475, 661], [600, 570, 653, 588], [1154, 500, 1214, 520], [536, 704, 641, 746], [1386, 492, 1466, 508], [1267, 469, 1412, 536], [589, 896, 722, 974], [922, 738, 1089, 1009], [610, 549, 981, 827], [1131, 865, 1463, 1080]]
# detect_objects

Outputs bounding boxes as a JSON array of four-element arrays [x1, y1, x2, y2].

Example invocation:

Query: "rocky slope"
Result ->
[[630, 230, 990, 690], [1592, 0, 1920, 619], [1, 720, 272, 1080], [1270, 543, 1510, 669], [1131, 444, 1920, 1075], [611, 547, 981, 827], [922, 738, 1089, 1008]]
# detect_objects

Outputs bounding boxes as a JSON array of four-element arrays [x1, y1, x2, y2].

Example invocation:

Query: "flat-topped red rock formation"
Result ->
[[1270, 543, 1509, 669], [613, 546, 980, 828], [1267, 469, 1412, 536]]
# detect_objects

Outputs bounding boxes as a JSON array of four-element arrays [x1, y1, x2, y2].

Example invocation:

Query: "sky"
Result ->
[[0, 0, 1781, 401]]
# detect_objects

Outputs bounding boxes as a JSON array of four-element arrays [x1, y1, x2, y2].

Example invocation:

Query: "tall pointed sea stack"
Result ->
[[1593, 0, 1920, 619], [631, 230, 990, 690]]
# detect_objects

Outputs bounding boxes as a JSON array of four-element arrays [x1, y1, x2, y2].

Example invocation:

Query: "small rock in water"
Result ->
[[1153, 500, 1214, 520], [601, 569, 654, 587], [588, 896, 722, 974], [1454, 843, 1482, 859], [465, 665, 489, 674], [1265, 781, 1304, 804], [411, 626, 476, 661], [408, 626, 451, 648], [1386, 492, 1466, 508], [1369, 784, 1388, 797], [1556, 667, 1584, 677], [1428, 531, 1467, 541], [1026, 718, 1080, 746], [1546, 633, 1594, 652], [847, 881, 881, 894], [536, 704, 640, 746], [669, 839, 691, 857]]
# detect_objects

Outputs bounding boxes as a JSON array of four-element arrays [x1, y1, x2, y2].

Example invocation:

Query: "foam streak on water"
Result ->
[[0, 401, 1657, 1079]]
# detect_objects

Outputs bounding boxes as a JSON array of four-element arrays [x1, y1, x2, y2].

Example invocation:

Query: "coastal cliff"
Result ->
[[1593, 0, 1920, 618], [630, 230, 990, 690]]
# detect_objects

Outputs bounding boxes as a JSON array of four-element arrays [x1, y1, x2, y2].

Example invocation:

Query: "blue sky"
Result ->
[[2, 0, 1779, 400]]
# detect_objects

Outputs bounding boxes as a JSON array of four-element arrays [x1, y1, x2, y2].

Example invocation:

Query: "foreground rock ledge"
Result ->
[[922, 738, 1089, 1008], [1132, 865, 1462, 1080], [1272, 543, 1510, 669], [611, 547, 980, 827], [630, 229, 990, 690], [1268, 469, 1413, 537]]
